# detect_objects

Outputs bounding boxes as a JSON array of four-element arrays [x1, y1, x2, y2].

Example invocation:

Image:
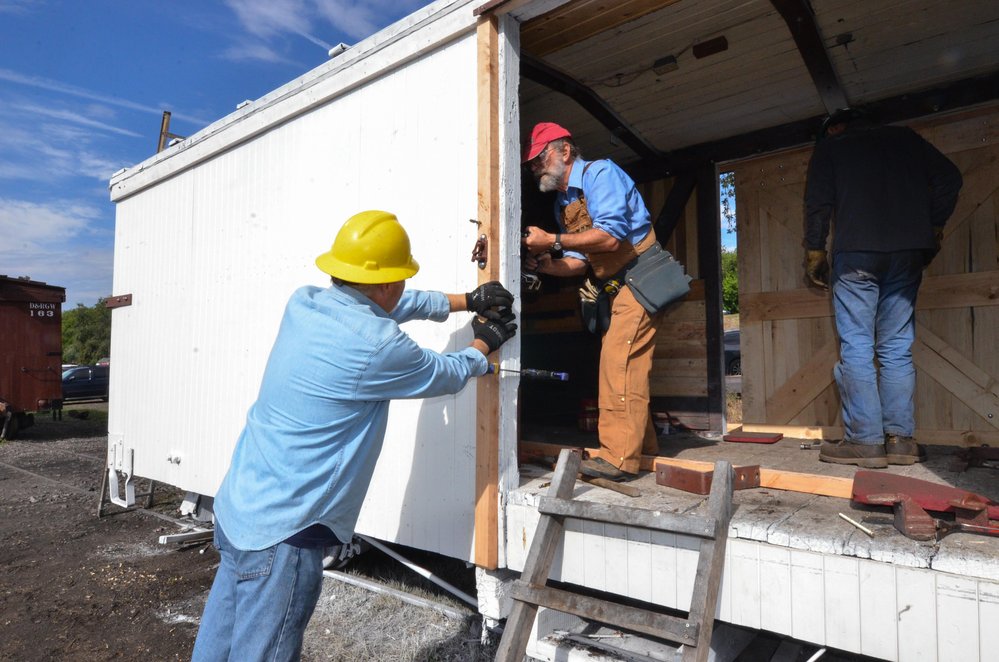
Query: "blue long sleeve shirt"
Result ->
[[554, 158, 653, 261], [213, 283, 488, 550]]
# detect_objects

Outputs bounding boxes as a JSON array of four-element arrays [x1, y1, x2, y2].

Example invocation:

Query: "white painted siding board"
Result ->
[[823, 555, 861, 654], [936, 575, 979, 662], [604, 523, 630, 597], [626, 526, 653, 604], [789, 550, 825, 644], [858, 560, 898, 661], [729, 538, 761, 629], [649, 530, 678, 608], [716, 541, 732, 622], [675, 535, 699, 613], [979, 582, 999, 662], [557, 517, 584, 585], [758, 544, 793, 636], [582, 519, 607, 592], [896, 567, 937, 662]]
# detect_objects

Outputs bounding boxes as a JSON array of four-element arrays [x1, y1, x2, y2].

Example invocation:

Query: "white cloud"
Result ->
[[0, 198, 100, 242], [0, 100, 133, 182], [0, 0, 38, 14], [0, 67, 209, 125], [220, 40, 302, 66], [220, 0, 431, 63], [11, 101, 142, 137], [0, 198, 113, 306], [224, 0, 313, 39]]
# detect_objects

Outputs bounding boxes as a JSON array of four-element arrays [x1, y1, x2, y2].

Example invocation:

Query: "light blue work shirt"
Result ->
[[213, 283, 488, 550], [554, 158, 653, 261]]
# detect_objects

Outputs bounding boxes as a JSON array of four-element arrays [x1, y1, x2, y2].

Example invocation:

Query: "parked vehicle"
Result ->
[[724, 329, 741, 375], [61, 365, 109, 402]]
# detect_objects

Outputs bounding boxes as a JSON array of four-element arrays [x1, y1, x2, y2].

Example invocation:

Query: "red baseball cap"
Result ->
[[522, 122, 572, 163]]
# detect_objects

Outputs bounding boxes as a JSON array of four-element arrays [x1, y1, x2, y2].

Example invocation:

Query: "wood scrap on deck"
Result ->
[[519, 439, 854, 499]]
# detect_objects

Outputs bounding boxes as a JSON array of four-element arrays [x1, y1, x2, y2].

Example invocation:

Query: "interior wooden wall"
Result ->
[[639, 177, 712, 427], [731, 103, 999, 446]]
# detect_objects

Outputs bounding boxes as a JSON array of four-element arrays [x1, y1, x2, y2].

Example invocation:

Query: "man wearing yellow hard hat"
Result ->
[[193, 210, 516, 661]]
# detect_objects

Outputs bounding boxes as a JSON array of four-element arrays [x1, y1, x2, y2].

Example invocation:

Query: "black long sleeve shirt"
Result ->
[[804, 123, 963, 253]]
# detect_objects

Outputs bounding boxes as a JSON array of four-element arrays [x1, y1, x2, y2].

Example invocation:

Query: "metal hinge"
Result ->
[[106, 434, 135, 507], [105, 294, 133, 309]]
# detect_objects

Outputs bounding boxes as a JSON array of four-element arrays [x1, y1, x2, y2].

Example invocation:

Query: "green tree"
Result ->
[[721, 249, 739, 313], [62, 299, 111, 365], [720, 171, 736, 234]]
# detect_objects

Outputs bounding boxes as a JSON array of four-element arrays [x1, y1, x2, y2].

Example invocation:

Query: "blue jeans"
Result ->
[[192, 523, 325, 662], [831, 251, 923, 444]]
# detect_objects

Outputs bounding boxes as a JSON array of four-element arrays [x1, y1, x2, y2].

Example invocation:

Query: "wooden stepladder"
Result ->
[[496, 450, 734, 662]]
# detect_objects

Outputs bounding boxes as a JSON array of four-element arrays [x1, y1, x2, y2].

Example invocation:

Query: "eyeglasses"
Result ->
[[528, 145, 552, 169]]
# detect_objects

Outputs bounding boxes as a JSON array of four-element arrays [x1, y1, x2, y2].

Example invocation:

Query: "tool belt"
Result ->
[[579, 243, 691, 334]]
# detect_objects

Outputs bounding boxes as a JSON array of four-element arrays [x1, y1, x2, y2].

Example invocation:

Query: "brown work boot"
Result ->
[[579, 457, 633, 482], [819, 440, 888, 468], [884, 434, 926, 465]]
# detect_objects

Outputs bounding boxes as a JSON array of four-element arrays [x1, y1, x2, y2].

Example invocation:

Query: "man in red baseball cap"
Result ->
[[521, 121, 668, 481]]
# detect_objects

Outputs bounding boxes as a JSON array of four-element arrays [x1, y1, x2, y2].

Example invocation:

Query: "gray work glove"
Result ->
[[805, 249, 829, 290], [472, 309, 518, 354], [466, 281, 514, 314]]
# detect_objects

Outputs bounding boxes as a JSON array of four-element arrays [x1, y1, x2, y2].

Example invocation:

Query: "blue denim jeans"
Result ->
[[831, 251, 923, 444], [191, 523, 325, 662]]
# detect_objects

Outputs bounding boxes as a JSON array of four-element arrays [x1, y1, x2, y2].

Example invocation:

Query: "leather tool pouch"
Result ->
[[625, 244, 692, 314], [579, 290, 611, 336]]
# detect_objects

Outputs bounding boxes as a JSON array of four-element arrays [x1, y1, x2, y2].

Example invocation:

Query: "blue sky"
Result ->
[[0, 0, 433, 308]]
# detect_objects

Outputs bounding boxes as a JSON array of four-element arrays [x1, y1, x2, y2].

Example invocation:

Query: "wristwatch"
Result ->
[[552, 233, 562, 252]]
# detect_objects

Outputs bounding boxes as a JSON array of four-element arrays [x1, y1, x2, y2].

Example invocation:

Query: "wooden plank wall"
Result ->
[[638, 177, 713, 427], [731, 103, 999, 446]]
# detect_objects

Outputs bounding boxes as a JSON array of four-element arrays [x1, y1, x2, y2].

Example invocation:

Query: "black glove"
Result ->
[[465, 281, 513, 314], [472, 309, 517, 354]]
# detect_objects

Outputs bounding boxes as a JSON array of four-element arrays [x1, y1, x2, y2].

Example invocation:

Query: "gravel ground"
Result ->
[[0, 405, 499, 661]]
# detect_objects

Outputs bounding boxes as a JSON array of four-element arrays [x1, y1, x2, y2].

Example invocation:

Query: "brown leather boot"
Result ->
[[819, 440, 888, 468], [579, 457, 636, 482], [884, 434, 926, 465]]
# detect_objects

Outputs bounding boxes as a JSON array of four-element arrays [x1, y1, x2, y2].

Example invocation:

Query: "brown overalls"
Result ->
[[562, 190, 661, 473]]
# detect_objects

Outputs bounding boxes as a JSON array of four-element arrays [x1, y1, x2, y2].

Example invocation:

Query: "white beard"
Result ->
[[537, 159, 567, 193]]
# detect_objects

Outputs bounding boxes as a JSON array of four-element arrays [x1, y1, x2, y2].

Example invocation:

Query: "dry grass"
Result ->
[[726, 393, 743, 424]]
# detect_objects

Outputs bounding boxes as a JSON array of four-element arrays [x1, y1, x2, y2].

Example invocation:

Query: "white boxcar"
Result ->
[[108, 0, 521, 565], [108, 0, 999, 659]]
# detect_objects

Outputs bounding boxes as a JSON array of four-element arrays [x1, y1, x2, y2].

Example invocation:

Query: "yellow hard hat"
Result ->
[[315, 210, 420, 284]]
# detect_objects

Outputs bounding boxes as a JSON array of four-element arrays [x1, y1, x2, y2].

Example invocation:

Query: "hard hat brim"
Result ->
[[315, 252, 420, 284]]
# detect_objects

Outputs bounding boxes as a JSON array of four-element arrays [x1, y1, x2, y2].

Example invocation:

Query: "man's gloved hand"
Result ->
[[805, 249, 830, 290], [466, 281, 514, 314], [472, 309, 518, 354]]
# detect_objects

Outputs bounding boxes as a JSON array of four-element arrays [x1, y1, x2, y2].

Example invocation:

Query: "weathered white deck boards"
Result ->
[[506, 435, 999, 661]]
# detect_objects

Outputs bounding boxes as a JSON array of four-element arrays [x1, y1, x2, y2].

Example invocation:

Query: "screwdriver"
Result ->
[[487, 363, 569, 381]]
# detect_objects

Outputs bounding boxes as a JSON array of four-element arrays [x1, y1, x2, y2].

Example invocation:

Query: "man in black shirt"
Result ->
[[804, 108, 962, 467]]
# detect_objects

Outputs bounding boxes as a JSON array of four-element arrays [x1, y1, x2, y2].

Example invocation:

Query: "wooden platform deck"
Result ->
[[506, 431, 999, 661]]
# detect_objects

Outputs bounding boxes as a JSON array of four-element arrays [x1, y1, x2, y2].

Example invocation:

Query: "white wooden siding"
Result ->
[[108, 5, 510, 562], [506, 486, 999, 661]]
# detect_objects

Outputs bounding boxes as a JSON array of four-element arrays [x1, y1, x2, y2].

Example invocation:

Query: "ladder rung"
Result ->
[[510, 581, 699, 647], [538, 496, 718, 538]]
